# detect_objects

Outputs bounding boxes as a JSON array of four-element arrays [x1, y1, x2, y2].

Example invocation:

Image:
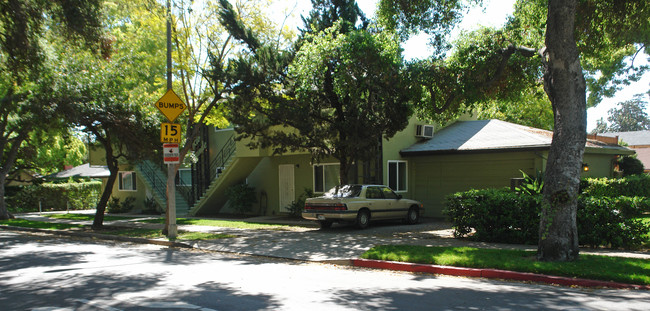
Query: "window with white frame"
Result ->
[[313, 163, 340, 193], [388, 160, 407, 192], [118, 171, 137, 191], [176, 168, 192, 186]]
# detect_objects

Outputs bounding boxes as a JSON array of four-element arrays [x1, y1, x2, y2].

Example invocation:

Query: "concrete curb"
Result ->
[[352, 259, 650, 290]]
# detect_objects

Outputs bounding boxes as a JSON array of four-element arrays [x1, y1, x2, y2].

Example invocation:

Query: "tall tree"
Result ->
[[218, 0, 412, 184], [0, 0, 102, 220], [157, 0, 292, 233], [379, 0, 649, 261], [52, 41, 160, 228], [594, 94, 650, 133], [537, 0, 585, 262]]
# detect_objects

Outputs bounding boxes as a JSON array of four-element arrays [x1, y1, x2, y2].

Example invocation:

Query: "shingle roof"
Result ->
[[401, 120, 633, 155], [47, 163, 110, 179], [632, 148, 650, 171], [598, 131, 650, 146]]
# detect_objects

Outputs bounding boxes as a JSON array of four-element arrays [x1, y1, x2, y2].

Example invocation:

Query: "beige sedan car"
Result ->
[[302, 184, 424, 229]]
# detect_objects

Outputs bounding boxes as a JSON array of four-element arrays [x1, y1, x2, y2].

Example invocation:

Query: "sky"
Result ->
[[276, 0, 649, 132]]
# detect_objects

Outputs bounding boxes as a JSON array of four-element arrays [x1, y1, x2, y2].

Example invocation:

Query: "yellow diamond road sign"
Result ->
[[155, 89, 187, 122]]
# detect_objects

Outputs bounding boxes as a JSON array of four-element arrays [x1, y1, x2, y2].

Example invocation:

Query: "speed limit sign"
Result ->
[[161, 123, 181, 143]]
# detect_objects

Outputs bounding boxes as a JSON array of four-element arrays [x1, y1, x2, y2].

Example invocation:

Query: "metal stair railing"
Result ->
[[209, 134, 236, 181], [140, 160, 193, 209], [175, 173, 194, 207], [138, 160, 167, 201]]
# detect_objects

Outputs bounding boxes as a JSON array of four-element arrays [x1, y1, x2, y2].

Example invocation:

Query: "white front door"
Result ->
[[278, 164, 295, 212]]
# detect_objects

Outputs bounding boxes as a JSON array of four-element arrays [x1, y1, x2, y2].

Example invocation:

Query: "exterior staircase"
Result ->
[[135, 160, 191, 216], [136, 134, 263, 216], [188, 156, 262, 216]]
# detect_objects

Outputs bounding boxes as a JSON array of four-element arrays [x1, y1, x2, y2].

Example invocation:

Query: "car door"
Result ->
[[365, 186, 388, 218], [379, 186, 403, 218]]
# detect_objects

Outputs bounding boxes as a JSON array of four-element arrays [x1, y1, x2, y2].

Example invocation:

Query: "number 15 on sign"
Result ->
[[161, 123, 181, 143]]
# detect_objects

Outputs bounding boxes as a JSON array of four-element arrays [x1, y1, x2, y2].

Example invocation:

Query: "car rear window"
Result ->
[[323, 185, 362, 198]]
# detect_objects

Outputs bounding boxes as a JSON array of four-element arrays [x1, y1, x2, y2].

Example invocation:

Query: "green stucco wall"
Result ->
[[104, 163, 148, 212], [243, 154, 313, 215], [407, 151, 544, 218]]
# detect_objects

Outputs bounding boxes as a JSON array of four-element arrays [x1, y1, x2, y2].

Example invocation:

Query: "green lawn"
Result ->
[[0, 218, 85, 230], [139, 217, 300, 230], [361, 245, 650, 285], [102, 228, 236, 240], [44, 213, 137, 222], [0, 219, 234, 241]]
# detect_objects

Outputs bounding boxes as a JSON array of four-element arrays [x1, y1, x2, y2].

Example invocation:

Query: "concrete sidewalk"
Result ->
[[4, 211, 650, 290]]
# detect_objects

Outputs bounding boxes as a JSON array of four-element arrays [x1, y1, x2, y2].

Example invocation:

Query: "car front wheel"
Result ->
[[406, 206, 419, 225], [356, 209, 370, 229]]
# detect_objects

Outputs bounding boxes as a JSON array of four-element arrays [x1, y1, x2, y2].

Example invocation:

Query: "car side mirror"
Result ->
[[397, 194, 402, 200]]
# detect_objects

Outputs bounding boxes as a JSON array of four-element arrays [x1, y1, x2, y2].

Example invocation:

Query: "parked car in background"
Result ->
[[302, 185, 424, 229]]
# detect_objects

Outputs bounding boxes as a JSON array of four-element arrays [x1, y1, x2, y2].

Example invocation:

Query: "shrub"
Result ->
[[286, 188, 314, 218], [445, 189, 650, 248], [444, 188, 541, 244], [6, 181, 102, 213], [618, 156, 645, 176], [225, 183, 257, 215], [581, 174, 650, 198], [142, 197, 162, 214], [106, 196, 136, 214], [578, 197, 650, 249]]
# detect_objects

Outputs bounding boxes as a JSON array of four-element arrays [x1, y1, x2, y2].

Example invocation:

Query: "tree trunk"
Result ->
[[93, 146, 119, 229], [0, 131, 28, 220], [0, 174, 14, 220], [538, 0, 586, 262]]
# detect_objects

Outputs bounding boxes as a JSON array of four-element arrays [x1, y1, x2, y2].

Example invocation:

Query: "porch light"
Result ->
[[582, 163, 589, 172]]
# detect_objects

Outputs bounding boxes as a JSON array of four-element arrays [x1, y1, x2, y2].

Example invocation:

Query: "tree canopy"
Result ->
[[380, 0, 649, 261], [218, 0, 413, 184], [593, 94, 650, 133], [0, 0, 104, 220]]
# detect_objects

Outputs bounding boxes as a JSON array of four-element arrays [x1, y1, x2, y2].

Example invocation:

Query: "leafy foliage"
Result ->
[[142, 197, 162, 215], [594, 94, 650, 133], [286, 188, 315, 218], [618, 156, 646, 176], [581, 174, 650, 198], [376, 0, 479, 56], [577, 196, 650, 249], [6, 181, 102, 213], [107, 196, 136, 214], [514, 170, 544, 195], [15, 129, 87, 176], [444, 188, 541, 244], [219, 2, 412, 184], [0, 0, 104, 220], [225, 183, 257, 215], [445, 187, 650, 248]]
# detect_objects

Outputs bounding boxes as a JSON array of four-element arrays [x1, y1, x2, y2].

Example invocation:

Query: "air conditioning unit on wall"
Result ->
[[416, 125, 434, 139]]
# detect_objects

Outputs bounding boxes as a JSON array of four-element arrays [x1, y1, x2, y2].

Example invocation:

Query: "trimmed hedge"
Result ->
[[6, 181, 102, 213], [581, 174, 650, 198], [445, 188, 650, 248], [445, 189, 541, 245], [578, 196, 649, 248]]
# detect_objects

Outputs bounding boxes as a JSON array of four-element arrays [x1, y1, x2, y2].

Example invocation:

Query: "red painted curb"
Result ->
[[352, 259, 650, 290]]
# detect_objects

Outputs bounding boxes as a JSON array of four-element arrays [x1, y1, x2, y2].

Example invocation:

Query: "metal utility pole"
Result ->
[[165, 0, 177, 239]]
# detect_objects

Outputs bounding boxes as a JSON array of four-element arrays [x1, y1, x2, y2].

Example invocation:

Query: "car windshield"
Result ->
[[323, 185, 362, 198]]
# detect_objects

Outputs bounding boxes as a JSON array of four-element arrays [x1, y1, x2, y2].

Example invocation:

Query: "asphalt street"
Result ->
[[2, 231, 650, 311]]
